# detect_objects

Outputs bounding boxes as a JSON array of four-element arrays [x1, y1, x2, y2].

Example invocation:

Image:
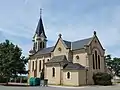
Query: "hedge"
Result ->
[[93, 72, 113, 86]]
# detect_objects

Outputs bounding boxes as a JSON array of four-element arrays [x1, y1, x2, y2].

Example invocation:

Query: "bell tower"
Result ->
[[29, 9, 47, 55]]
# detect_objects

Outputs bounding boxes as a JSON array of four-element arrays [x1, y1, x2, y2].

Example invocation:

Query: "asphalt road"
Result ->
[[0, 85, 120, 90]]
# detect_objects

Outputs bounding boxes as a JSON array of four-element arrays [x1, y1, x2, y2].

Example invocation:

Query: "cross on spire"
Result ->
[[40, 8, 42, 17]]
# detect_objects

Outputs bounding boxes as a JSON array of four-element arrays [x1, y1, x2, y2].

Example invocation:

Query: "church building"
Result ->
[[28, 12, 106, 86]]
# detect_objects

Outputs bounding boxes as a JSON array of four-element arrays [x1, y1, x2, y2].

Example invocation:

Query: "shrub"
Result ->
[[22, 77, 28, 83], [16, 77, 20, 83], [93, 72, 112, 85], [0, 76, 7, 83]]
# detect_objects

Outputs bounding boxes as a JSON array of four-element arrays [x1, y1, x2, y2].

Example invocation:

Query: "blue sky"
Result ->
[[0, 0, 120, 57]]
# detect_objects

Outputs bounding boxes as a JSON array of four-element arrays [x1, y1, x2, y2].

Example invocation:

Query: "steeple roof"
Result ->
[[35, 17, 47, 38]]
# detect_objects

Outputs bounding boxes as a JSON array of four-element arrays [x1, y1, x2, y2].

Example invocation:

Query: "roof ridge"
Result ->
[[63, 40, 71, 43], [39, 46, 54, 50]]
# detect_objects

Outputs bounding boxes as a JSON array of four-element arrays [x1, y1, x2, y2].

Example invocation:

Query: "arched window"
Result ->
[[43, 59, 45, 69], [95, 50, 98, 69], [43, 42, 45, 48], [67, 72, 70, 79], [40, 42, 42, 48], [38, 42, 40, 50], [35, 61, 37, 70], [39, 60, 41, 71], [92, 54, 95, 69], [33, 42, 35, 50], [98, 55, 100, 69], [35, 42, 37, 50], [32, 61, 34, 71], [52, 67, 55, 77]]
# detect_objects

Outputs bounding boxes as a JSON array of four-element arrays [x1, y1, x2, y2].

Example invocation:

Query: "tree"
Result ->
[[105, 55, 120, 77], [105, 55, 113, 69], [0, 40, 28, 84]]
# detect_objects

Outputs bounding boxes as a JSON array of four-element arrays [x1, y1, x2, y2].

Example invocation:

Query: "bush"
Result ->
[[93, 72, 112, 86], [22, 77, 28, 83], [0, 76, 7, 83], [16, 77, 20, 83]]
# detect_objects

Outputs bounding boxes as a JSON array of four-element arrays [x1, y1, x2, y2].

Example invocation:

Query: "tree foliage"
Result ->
[[105, 55, 120, 77], [0, 40, 28, 83]]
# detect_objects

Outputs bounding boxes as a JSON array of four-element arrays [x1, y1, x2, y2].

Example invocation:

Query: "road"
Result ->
[[0, 84, 120, 90]]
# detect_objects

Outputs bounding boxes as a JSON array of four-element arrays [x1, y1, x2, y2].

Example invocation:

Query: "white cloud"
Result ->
[[0, 28, 32, 39]]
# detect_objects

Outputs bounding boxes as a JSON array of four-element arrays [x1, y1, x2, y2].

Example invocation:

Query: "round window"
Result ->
[[47, 59, 49, 61], [76, 55, 79, 60], [58, 47, 61, 51]]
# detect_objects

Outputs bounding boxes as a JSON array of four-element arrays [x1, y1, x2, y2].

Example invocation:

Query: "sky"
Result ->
[[0, 0, 120, 58]]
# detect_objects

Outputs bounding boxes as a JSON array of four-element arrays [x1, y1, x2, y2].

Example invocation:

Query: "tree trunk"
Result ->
[[15, 77, 16, 83], [6, 78, 9, 85], [20, 77, 22, 83]]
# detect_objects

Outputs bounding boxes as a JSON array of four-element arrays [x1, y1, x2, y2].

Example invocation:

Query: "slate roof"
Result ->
[[34, 46, 54, 56], [46, 55, 68, 63], [63, 63, 85, 70], [35, 17, 47, 38], [45, 55, 85, 70], [31, 37, 92, 56], [45, 55, 69, 66], [71, 37, 92, 50], [62, 37, 92, 50], [63, 40, 71, 48]]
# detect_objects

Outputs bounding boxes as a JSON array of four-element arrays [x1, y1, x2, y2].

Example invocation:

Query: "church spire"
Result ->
[[31, 9, 47, 52], [35, 8, 47, 38]]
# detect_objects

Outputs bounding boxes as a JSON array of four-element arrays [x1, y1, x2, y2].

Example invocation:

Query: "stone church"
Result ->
[[28, 14, 106, 86]]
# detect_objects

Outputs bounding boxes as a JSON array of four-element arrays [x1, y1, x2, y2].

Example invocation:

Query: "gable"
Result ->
[[53, 38, 69, 56], [90, 36, 105, 56]]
